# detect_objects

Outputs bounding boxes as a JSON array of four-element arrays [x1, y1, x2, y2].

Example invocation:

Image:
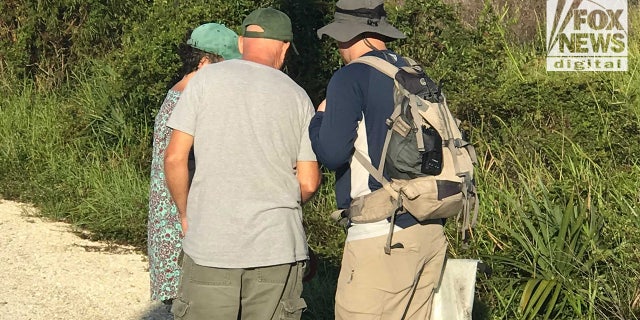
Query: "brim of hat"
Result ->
[[317, 20, 406, 42], [223, 50, 242, 60]]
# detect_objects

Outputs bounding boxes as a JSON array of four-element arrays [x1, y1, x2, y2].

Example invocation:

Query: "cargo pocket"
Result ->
[[170, 298, 189, 320], [279, 298, 307, 320]]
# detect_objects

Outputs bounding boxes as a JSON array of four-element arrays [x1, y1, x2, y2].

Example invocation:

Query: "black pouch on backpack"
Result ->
[[420, 125, 443, 175], [384, 118, 443, 179]]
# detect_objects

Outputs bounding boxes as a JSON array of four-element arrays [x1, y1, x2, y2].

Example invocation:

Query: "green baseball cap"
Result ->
[[187, 23, 241, 60], [242, 8, 293, 42]]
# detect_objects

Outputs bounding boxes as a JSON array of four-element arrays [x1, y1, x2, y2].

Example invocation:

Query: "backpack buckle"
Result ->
[[385, 118, 394, 129]]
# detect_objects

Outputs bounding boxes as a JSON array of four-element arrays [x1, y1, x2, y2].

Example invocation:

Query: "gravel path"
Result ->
[[0, 199, 173, 320]]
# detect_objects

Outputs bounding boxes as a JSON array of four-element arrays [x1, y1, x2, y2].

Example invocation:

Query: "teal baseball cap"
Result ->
[[187, 23, 241, 60]]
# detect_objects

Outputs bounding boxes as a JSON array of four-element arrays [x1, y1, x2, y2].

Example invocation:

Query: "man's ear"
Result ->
[[238, 36, 244, 55], [280, 41, 291, 61]]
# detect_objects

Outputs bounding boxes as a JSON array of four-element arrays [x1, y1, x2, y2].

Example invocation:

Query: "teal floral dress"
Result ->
[[148, 90, 182, 301]]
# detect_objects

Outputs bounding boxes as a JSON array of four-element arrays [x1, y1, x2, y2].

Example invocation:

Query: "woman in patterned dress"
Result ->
[[148, 23, 241, 304]]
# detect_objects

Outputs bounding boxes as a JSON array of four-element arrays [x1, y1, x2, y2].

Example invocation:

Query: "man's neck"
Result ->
[[243, 55, 278, 69], [352, 38, 387, 60]]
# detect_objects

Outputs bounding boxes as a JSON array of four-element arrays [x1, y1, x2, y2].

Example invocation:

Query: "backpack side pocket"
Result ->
[[399, 177, 464, 221]]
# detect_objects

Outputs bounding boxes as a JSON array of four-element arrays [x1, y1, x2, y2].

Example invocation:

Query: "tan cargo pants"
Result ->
[[335, 223, 447, 319]]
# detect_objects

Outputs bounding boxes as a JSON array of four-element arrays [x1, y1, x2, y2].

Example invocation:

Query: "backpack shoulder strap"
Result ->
[[352, 55, 427, 164], [350, 56, 400, 79], [353, 150, 390, 184], [349, 56, 403, 183], [403, 56, 419, 66]]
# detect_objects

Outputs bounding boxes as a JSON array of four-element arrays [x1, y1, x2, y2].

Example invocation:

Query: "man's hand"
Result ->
[[317, 99, 326, 112], [180, 216, 188, 237]]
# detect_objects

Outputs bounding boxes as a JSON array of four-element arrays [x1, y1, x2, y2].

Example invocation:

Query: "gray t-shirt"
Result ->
[[167, 59, 316, 268]]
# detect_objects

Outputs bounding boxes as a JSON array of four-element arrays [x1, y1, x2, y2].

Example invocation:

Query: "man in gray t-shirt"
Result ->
[[164, 8, 321, 320]]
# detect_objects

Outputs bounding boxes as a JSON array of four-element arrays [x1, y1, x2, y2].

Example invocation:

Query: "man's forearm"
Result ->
[[165, 156, 189, 231], [164, 129, 194, 235], [297, 161, 321, 204]]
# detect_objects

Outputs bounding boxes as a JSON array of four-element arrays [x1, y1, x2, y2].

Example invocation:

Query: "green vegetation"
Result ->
[[1, 0, 639, 319]]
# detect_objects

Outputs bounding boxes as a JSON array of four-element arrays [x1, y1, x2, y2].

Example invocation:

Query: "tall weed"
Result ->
[[0, 62, 151, 246], [303, 170, 345, 262]]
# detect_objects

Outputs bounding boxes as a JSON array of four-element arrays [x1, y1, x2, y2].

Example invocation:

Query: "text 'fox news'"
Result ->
[[547, 0, 628, 72]]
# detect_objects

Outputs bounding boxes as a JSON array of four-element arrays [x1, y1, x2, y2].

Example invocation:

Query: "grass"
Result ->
[[301, 258, 340, 319], [0, 64, 151, 246]]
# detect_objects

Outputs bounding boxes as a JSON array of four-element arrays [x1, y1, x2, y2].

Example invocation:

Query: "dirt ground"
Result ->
[[0, 199, 173, 320]]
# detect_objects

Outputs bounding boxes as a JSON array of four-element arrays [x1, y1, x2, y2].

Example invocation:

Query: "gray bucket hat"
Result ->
[[317, 0, 406, 42]]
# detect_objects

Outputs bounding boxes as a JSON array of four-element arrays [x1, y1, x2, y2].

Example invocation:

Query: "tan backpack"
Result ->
[[332, 55, 479, 254]]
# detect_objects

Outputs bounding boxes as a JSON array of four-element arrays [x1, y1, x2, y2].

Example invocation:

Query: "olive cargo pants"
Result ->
[[172, 253, 306, 320]]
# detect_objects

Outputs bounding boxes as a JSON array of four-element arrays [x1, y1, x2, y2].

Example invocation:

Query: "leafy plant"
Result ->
[[488, 180, 606, 319]]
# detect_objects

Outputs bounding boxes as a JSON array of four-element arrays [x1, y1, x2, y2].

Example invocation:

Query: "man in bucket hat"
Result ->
[[165, 7, 320, 320], [309, 0, 447, 319]]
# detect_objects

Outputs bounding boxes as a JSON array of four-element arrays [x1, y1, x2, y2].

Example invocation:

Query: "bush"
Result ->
[[0, 0, 149, 87]]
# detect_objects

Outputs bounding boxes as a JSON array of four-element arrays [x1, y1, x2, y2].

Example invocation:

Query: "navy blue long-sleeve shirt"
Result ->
[[309, 49, 408, 210]]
